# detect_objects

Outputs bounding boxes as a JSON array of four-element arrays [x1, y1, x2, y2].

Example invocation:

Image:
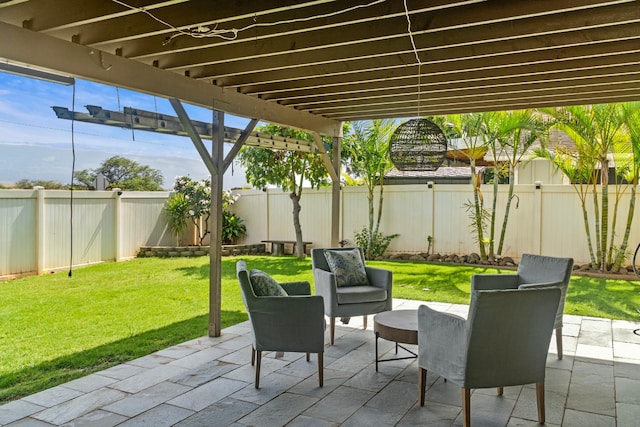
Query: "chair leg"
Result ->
[[255, 350, 262, 389], [461, 388, 471, 427], [318, 352, 324, 387], [556, 327, 563, 360], [418, 367, 427, 406], [497, 386, 504, 396], [330, 317, 336, 345], [363, 315, 367, 329], [536, 382, 545, 424], [306, 352, 310, 362], [251, 346, 255, 366]]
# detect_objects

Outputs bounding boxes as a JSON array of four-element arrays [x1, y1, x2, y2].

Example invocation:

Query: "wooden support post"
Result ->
[[331, 136, 341, 247], [210, 110, 224, 337]]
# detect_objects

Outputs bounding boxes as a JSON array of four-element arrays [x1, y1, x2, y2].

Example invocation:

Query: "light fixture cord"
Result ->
[[68, 82, 76, 277], [112, 0, 386, 42], [403, 0, 422, 117]]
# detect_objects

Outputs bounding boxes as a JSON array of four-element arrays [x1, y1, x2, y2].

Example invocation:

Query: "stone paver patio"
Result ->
[[1, 298, 639, 426]]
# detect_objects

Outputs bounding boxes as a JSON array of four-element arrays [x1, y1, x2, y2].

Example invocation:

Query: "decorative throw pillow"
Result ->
[[249, 269, 288, 296], [324, 249, 369, 287]]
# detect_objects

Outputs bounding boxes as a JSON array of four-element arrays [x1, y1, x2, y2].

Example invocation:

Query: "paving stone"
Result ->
[[126, 354, 174, 369], [171, 359, 238, 387], [31, 389, 127, 425], [613, 341, 640, 360], [102, 381, 191, 417], [616, 402, 640, 427], [512, 385, 565, 425], [109, 364, 189, 394], [287, 367, 353, 399], [566, 360, 615, 416], [168, 377, 247, 411], [59, 409, 127, 427], [302, 385, 375, 423], [287, 415, 340, 427], [62, 375, 118, 393], [614, 376, 640, 405], [221, 355, 288, 385], [115, 403, 193, 427], [169, 346, 236, 370], [364, 379, 418, 417], [574, 343, 613, 363], [237, 392, 317, 426], [230, 372, 302, 406], [561, 408, 615, 427], [173, 398, 257, 427], [326, 349, 372, 375], [98, 364, 146, 381], [3, 418, 54, 426], [342, 364, 396, 393], [577, 329, 612, 347], [0, 399, 46, 425], [396, 401, 460, 426], [614, 358, 640, 380], [22, 386, 84, 408]]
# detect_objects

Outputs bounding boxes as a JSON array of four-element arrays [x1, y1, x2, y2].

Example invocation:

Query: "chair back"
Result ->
[[236, 260, 256, 311], [311, 247, 366, 272], [464, 288, 560, 389], [517, 253, 573, 286]]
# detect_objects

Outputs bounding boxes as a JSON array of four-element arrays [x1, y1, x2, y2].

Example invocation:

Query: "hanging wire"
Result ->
[[68, 82, 77, 277], [111, 0, 386, 43], [403, 0, 422, 117]]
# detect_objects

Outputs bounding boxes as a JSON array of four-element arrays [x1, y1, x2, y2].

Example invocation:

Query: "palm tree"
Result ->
[[446, 113, 489, 259], [342, 119, 397, 259], [541, 104, 630, 271]]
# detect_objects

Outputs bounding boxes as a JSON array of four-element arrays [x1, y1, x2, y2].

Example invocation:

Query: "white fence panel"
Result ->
[[0, 191, 36, 276], [44, 192, 115, 269], [120, 193, 173, 256], [3, 183, 640, 278]]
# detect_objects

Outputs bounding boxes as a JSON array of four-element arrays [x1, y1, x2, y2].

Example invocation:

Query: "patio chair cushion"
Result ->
[[335, 285, 388, 304], [249, 269, 288, 296], [324, 248, 369, 287]]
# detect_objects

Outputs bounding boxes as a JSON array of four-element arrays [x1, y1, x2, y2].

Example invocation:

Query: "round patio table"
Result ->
[[373, 309, 418, 371]]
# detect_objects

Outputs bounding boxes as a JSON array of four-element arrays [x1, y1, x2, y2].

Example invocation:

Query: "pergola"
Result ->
[[2, 0, 640, 336]]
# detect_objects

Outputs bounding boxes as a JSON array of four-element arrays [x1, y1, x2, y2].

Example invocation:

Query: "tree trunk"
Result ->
[[489, 167, 499, 258], [613, 184, 637, 270], [290, 192, 305, 258], [497, 166, 515, 256], [600, 158, 610, 271], [471, 164, 487, 260]]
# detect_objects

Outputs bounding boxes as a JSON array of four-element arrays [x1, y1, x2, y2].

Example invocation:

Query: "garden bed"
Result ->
[[138, 244, 266, 258]]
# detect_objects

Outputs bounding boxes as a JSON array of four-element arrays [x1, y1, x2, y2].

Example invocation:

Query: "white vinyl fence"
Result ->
[[2, 183, 640, 278]]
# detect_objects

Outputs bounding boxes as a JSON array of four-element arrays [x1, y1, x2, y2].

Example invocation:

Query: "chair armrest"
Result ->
[[517, 281, 563, 290], [314, 268, 337, 301], [418, 305, 468, 384], [365, 266, 392, 290], [280, 281, 311, 296], [470, 274, 519, 291], [250, 295, 325, 352]]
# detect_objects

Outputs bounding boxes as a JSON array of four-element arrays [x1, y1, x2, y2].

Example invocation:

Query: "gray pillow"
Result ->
[[324, 249, 369, 287], [249, 269, 288, 296]]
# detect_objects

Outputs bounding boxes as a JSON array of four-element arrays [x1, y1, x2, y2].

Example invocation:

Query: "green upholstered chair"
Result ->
[[418, 287, 561, 427], [311, 247, 392, 345], [236, 260, 325, 388], [470, 253, 573, 359]]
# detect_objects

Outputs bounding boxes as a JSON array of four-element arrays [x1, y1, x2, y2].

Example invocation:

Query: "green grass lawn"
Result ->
[[1, 255, 638, 403]]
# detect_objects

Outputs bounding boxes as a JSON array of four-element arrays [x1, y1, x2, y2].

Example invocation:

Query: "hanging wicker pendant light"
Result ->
[[389, 118, 448, 171]]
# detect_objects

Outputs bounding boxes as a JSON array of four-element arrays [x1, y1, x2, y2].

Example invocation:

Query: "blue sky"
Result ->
[[0, 72, 252, 189]]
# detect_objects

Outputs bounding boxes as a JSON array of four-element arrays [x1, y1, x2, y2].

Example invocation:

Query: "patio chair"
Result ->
[[311, 247, 392, 345], [236, 260, 325, 388], [470, 253, 573, 359], [418, 287, 561, 427]]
